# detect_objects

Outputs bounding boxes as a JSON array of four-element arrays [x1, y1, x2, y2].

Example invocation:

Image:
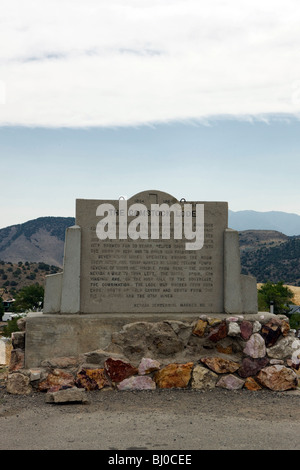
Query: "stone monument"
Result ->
[[24, 190, 258, 368]]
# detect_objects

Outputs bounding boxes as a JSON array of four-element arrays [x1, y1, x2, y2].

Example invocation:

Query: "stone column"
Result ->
[[60, 225, 81, 314], [43, 272, 63, 313], [224, 228, 243, 314]]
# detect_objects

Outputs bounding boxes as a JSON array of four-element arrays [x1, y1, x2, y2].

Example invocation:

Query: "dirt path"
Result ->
[[1, 387, 300, 451]]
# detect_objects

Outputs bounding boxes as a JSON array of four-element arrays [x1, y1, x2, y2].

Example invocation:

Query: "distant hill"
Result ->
[[0, 217, 75, 268], [238, 230, 289, 252], [240, 232, 300, 286], [229, 210, 300, 236]]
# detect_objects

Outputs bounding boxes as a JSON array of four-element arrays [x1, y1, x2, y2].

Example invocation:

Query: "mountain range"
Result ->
[[228, 210, 300, 236]]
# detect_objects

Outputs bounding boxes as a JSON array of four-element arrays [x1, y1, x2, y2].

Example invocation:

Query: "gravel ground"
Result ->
[[0, 386, 300, 451]]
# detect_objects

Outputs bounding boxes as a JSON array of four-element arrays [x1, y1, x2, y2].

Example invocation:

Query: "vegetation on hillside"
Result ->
[[0, 260, 61, 299], [241, 237, 300, 286], [1, 315, 22, 337]]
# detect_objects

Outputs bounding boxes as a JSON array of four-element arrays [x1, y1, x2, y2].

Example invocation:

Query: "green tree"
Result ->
[[12, 284, 44, 313], [289, 313, 300, 331], [2, 315, 22, 338], [13, 268, 22, 277], [258, 281, 294, 314]]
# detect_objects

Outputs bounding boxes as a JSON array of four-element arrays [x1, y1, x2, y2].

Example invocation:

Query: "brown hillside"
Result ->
[[239, 230, 288, 253]]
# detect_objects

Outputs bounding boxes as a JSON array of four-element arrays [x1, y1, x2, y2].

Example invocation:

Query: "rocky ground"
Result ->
[[1, 383, 300, 451]]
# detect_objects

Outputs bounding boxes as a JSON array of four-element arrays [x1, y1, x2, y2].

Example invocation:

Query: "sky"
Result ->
[[0, 0, 300, 228]]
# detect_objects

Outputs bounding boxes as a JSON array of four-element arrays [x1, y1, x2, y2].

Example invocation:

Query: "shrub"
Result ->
[[2, 316, 22, 338]]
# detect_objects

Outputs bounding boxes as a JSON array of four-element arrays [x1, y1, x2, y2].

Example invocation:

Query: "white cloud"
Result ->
[[1, 0, 300, 126]]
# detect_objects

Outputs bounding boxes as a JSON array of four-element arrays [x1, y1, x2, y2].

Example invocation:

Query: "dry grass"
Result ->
[[285, 285, 300, 305]]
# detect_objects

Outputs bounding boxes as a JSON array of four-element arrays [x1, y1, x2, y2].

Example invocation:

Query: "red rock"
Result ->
[[238, 357, 269, 378], [240, 321, 253, 340], [38, 369, 75, 392], [154, 362, 193, 389], [76, 368, 110, 391], [104, 358, 138, 383], [200, 357, 240, 374], [207, 321, 227, 342], [257, 365, 298, 391]]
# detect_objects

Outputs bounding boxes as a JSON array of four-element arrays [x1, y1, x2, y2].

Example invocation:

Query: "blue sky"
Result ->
[[1, 1, 300, 228]]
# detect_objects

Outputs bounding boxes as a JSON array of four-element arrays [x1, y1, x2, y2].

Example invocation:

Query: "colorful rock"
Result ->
[[104, 358, 138, 383], [238, 357, 269, 378], [240, 321, 253, 340], [117, 375, 156, 390], [76, 368, 110, 391], [216, 374, 245, 390], [243, 333, 266, 358], [191, 365, 218, 389], [138, 357, 160, 375], [38, 369, 75, 392], [200, 356, 240, 374], [207, 321, 227, 342], [261, 320, 282, 347], [244, 377, 262, 391], [267, 336, 300, 360], [154, 362, 193, 389], [192, 319, 207, 337], [257, 365, 298, 391], [280, 321, 290, 337]]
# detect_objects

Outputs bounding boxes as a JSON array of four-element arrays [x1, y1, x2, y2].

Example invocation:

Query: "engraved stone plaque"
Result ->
[[76, 190, 228, 314]]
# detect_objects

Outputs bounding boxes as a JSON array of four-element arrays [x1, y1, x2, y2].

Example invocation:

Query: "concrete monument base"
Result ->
[[25, 311, 282, 368], [24, 312, 202, 368]]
